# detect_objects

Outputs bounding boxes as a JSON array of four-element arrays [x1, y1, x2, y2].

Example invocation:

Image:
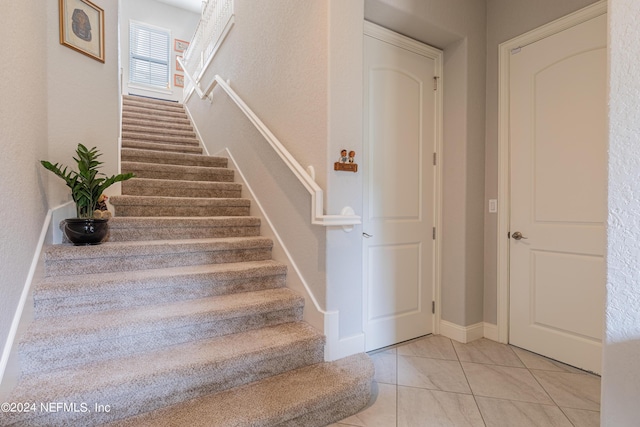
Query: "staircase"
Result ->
[[0, 95, 373, 427]]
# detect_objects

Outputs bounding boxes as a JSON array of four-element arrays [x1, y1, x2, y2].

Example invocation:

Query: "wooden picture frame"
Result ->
[[174, 39, 189, 53], [176, 56, 184, 72], [59, 0, 105, 63], [174, 74, 184, 88]]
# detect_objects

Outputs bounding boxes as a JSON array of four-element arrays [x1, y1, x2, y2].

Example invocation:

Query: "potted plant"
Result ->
[[41, 144, 134, 245]]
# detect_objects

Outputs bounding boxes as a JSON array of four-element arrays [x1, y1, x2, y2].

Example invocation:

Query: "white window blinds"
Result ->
[[129, 21, 170, 88]]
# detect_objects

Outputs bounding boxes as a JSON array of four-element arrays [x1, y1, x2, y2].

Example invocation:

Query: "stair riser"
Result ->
[[121, 151, 227, 168], [45, 247, 272, 277], [122, 118, 193, 132], [123, 111, 191, 124], [123, 125, 196, 138], [34, 274, 287, 319], [108, 224, 260, 241], [122, 140, 203, 154], [14, 339, 324, 427], [121, 185, 241, 199], [113, 205, 250, 217], [122, 132, 199, 145], [21, 306, 303, 375], [123, 100, 184, 113]]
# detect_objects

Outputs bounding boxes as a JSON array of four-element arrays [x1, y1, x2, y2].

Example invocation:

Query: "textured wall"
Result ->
[[483, 0, 599, 324], [0, 1, 49, 366], [602, 0, 640, 423]]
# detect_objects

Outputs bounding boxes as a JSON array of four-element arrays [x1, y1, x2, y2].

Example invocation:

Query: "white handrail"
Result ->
[[178, 58, 361, 227]]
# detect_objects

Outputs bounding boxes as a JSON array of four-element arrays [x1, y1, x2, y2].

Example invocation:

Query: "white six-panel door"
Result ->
[[363, 22, 442, 351], [508, 12, 607, 373]]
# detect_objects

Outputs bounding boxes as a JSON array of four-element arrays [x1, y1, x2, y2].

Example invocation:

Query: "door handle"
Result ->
[[512, 231, 528, 240], [363, 232, 374, 238]]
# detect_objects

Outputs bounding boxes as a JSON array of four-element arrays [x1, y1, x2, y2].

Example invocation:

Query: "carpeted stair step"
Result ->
[[110, 195, 251, 217], [20, 288, 304, 375], [122, 178, 242, 198], [121, 139, 203, 154], [107, 353, 374, 427], [33, 260, 287, 318], [123, 104, 189, 121], [123, 95, 185, 113], [122, 117, 194, 133], [107, 216, 260, 241], [121, 148, 226, 167], [44, 237, 273, 277], [1, 322, 324, 427], [122, 109, 191, 125], [122, 124, 196, 138], [121, 161, 234, 182], [122, 131, 200, 146]]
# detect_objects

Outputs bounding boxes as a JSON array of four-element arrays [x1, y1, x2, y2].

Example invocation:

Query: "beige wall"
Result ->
[[0, 1, 49, 366], [45, 0, 121, 208], [365, 0, 487, 326], [483, 0, 599, 324]]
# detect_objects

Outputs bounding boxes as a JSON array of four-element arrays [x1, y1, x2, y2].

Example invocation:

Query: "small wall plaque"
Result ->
[[335, 150, 358, 173]]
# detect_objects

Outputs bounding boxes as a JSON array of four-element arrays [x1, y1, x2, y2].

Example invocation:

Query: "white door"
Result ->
[[363, 22, 441, 351], [509, 13, 607, 373]]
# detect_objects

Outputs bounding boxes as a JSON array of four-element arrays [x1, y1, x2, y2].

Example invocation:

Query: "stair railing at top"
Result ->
[[177, 58, 361, 228]]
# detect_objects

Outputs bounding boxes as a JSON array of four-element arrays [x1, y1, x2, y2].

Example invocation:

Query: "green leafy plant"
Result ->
[[41, 144, 135, 219]]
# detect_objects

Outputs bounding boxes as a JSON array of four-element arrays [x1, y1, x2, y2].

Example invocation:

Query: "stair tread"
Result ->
[[107, 353, 374, 427], [35, 259, 285, 298], [124, 177, 242, 189], [109, 195, 251, 206], [6, 322, 323, 413], [44, 236, 273, 261], [121, 148, 226, 165], [121, 140, 203, 154], [22, 288, 303, 348]]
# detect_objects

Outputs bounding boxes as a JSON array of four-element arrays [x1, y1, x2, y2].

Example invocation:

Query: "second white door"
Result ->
[[363, 22, 441, 351]]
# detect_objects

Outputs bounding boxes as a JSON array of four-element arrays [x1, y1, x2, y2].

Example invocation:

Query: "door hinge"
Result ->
[[432, 227, 436, 240], [432, 301, 435, 314], [507, 231, 511, 239], [511, 47, 522, 55], [433, 152, 437, 166], [433, 76, 439, 90]]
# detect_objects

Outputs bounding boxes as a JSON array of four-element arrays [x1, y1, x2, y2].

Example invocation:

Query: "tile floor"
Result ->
[[331, 335, 601, 427]]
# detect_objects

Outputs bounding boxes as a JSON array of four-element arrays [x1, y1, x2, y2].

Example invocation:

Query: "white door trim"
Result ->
[[496, 0, 608, 344], [363, 20, 444, 339]]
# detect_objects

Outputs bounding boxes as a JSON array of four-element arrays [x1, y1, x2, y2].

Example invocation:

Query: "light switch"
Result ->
[[489, 199, 498, 213]]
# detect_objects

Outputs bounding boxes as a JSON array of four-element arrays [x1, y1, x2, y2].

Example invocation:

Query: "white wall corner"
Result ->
[[439, 320, 485, 344]]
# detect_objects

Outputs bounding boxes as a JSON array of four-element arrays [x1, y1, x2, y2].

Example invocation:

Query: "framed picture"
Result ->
[[174, 74, 184, 88], [174, 39, 189, 53], [58, 0, 105, 63], [176, 56, 184, 72]]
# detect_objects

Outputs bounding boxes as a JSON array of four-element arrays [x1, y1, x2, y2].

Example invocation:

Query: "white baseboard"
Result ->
[[439, 321, 500, 344]]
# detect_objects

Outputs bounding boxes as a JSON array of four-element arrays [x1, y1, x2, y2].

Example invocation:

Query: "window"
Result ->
[[129, 21, 170, 88]]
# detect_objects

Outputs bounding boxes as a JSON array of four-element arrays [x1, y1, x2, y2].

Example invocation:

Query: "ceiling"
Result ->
[[153, 0, 202, 14]]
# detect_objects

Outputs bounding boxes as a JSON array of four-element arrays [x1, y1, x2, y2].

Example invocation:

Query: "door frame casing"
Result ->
[[362, 21, 444, 343], [496, 1, 608, 344]]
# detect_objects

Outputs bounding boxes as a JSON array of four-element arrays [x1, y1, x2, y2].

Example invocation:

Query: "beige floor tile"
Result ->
[[338, 382, 397, 427], [475, 396, 573, 427], [397, 335, 457, 360], [453, 338, 524, 367], [511, 346, 591, 374], [532, 370, 601, 411], [397, 387, 484, 427], [561, 407, 600, 427], [462, 362, 554, 404], [370, 351, 397, 385], [398, 355, 471, 393]]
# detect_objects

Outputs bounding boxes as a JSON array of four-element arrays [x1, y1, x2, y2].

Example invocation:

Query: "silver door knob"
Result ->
[[512, 231, 528, 240]]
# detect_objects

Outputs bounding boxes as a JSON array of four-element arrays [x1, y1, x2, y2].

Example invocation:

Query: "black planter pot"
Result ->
[[63, 218, 109, 245]]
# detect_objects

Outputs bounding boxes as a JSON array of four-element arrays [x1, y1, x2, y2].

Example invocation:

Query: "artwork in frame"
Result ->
[[174, 74, 184, 88], [174, 39, 189, 53], [176, 56, 184, 72], [59, 0, 105, 63]]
